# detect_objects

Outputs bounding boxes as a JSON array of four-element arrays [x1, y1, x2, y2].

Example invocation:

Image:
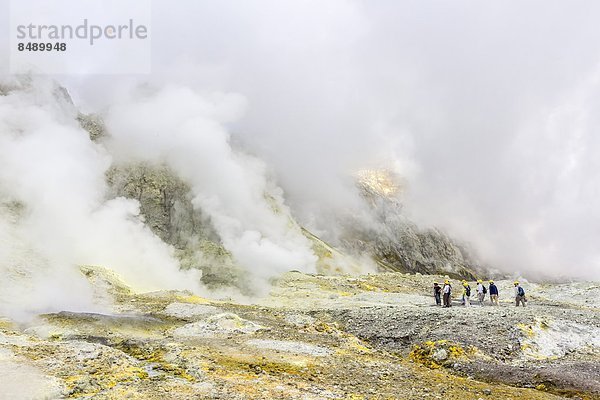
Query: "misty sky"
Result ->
[[3, 0, 600, 279]]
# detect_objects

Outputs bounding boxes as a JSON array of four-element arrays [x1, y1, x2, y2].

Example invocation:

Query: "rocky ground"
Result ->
[[1, 268, 599, 400]]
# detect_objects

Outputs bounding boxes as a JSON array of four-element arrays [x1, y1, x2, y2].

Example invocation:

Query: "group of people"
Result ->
[[433, 279, 527, 307]]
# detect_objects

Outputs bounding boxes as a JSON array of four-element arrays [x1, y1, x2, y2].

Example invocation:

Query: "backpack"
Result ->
[[518, 286, 525, 296], [465, 286, 471, 297], [482, 285, 487, 294]]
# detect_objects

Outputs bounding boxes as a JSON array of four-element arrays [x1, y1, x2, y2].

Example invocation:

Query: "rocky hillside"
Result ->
[[340, 169, 482, 279], [62, 108, 482, 297], [1, 267, 598, 399], [77, 111, 483, 283], [3, 81, 598, 399]]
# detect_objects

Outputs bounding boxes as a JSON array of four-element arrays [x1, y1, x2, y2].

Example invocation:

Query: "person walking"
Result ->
[[489, 280, 499, 305], [514, 281, 526, 307], [442, 280, 452, 307], [462, 280, 471, 307], [476, 279, 486, 305], [433, 282, 442, 306]]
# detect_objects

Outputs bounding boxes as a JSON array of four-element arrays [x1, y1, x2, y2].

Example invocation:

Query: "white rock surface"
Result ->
[[0, 348, 64, 400], [173, 313, 267, 338], [162, 303, 221, 319], [245, 339, 332, 357]]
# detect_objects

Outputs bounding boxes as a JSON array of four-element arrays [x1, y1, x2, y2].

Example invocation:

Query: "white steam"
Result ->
[[0, 77, 200, 319], [2, 0, 600, 314], [104, 85, 317, 284], [65, 0, 598, 281]]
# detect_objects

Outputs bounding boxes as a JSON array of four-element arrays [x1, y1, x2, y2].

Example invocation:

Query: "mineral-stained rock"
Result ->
[[0, 348, 65, 399], [78, 113, 106, 141], [2, 269, 597, 399]]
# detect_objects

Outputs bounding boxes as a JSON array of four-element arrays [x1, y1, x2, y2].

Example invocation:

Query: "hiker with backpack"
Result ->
[[476, 279, 486, 305], [442, 280, 452, 307], [514, 281, 526, 307], [489, 280, 499, 305], [462, 280, 471, 307], [433, 282, 442, 306]]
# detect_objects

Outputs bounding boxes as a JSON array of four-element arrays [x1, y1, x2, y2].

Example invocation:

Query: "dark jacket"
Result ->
[[489, 283, 498, 295]]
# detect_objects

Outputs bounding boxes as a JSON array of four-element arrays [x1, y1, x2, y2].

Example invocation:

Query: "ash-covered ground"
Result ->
[[1, 268, 598, 400]]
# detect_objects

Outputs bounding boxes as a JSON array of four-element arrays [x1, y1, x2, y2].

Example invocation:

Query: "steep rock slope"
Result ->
[[340, 169, 480, 278]]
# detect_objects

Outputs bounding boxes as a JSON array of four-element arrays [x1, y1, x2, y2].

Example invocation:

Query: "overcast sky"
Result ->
[[3, 0, 600, 279]]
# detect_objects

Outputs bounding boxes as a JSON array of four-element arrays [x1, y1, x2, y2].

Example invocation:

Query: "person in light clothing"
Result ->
[[476, 279, 486, 305], [514, 281, 526, 307], [442, 280, 452, 307]]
